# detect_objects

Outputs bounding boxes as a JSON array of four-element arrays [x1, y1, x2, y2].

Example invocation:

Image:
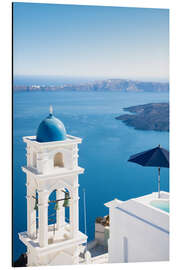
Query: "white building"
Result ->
[[105, 191, 169, 263], [18, 107, 87, 266]]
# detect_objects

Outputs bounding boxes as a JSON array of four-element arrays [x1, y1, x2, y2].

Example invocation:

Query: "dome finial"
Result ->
[[49, 105, 53, 116]]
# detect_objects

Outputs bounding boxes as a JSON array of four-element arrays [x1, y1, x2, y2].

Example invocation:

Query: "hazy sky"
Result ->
[[13, 3, 169, 81]]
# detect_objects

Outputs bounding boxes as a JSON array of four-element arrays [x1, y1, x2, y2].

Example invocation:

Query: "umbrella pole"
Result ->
[[158, 167, 160, 198]]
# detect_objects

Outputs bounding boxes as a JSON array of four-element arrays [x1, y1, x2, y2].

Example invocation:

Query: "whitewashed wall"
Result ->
[[108, 199, 169, 263]]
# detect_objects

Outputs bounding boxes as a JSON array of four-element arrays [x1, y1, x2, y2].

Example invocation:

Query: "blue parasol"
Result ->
[[128, 145, 169, 198]]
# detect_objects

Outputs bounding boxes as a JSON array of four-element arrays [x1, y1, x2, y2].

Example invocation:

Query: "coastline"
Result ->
[[115, 103, 169, 132]]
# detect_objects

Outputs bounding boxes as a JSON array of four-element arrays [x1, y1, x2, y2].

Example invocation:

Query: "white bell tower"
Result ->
[[18, 107, 87, 266]]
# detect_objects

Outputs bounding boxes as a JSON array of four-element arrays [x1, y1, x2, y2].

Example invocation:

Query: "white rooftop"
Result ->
[[23, 134, 82, 148], [105, 191, 169, 234]]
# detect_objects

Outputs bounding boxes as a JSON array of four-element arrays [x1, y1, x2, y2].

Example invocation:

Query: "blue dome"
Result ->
[[36, 110, 67, 143]]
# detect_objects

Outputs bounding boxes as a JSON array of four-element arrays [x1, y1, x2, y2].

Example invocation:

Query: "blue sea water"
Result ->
[[13, 91, 169, 261]]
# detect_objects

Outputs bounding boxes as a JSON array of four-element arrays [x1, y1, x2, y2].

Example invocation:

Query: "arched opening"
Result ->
[[48, 190, 57, 226], [32, 190, 39, 239], [47, 188, 71, 243], [48, 190, 57, 244], [54, 152, 64, 168], [64, 188, 70, 225]]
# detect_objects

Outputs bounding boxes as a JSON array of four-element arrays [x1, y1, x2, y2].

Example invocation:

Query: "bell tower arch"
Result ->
[[54, 152, 64, 167], [18, 107, 87, 266]]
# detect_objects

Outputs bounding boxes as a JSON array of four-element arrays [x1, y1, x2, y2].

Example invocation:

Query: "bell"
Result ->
[[34, 199, 38, 211], [63, 192, 70, 208], [54, 201, 59, 211]]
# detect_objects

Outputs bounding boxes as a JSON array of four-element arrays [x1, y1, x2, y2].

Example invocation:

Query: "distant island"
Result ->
[[14, 78, 169, 93], [115, 103, 169, 132]]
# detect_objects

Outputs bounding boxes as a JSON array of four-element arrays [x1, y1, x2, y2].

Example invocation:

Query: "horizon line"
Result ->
[[13, 74, 169, 83]]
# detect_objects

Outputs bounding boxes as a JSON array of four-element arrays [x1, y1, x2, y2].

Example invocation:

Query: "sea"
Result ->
[[13, 90, 169, 261]]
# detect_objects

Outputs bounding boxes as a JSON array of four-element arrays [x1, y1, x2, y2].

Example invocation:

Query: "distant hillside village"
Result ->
[[14, 79, 169, 92]]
